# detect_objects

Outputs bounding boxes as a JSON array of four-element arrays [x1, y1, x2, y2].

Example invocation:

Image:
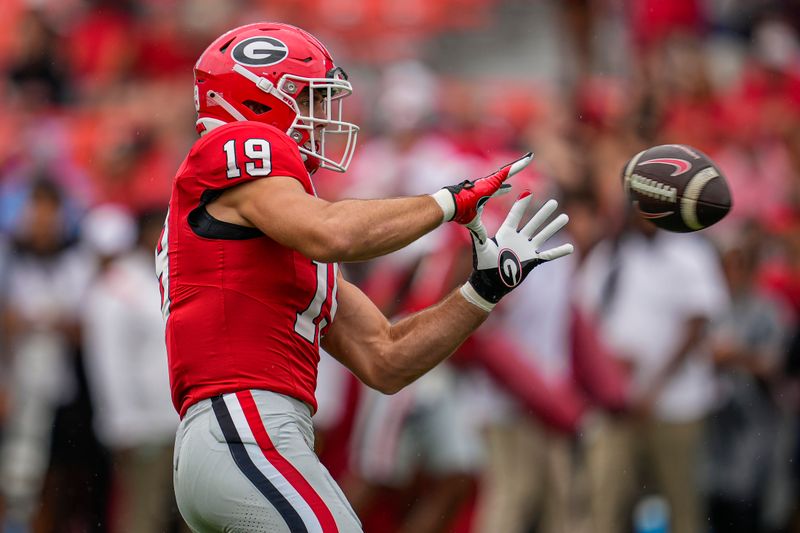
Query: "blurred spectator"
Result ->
[[761, 210, 800, 531], [629, 0, 704, 53], [81, 205, 183, 533], [0, 179, 93, 533], [344, 60, 477, 201], [713, 18, 800, 226], [656, 35, 726, 155], [759, 212, 800, 325], [347, 365, 482, 533], [471, 249, 585, 533], [704, 226, 792, 533], [63, 0, 136, 96], [742, 17, 800, 130], [470, 188, 627, 533], [576, 209, 729, 533], [6, 10, 70, 107]]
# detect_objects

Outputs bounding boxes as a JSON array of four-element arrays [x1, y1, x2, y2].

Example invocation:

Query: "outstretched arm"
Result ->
[[211, 177, 443, 262], [323, 193, 574, 394], [321, 273, 488, 394], [207, 154, 532, 263]]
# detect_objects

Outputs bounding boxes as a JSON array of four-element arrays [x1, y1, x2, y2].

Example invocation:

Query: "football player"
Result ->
[[157, 22, 574, 532]]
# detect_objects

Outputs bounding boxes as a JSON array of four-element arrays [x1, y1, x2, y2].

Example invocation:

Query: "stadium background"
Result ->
[[0, 0, 799, 532]]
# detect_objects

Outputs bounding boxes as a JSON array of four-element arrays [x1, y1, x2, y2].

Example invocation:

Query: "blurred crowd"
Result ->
[[1, 0, 800, 532]]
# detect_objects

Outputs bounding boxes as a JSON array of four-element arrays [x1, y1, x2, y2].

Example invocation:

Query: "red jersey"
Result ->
[[157, 122, 338, 417]]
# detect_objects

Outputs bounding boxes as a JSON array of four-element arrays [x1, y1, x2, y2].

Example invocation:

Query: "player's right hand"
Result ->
[[431, 152, 533, 224], [459, 192, 574, 312]]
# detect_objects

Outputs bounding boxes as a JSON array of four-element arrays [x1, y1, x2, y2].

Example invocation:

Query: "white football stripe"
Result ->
[[329, 263, 339, 323], [680, 167, 719, 231], [223, 394, 324, 533], [156, 209, 171, 320], [623, 149, 647, 196]]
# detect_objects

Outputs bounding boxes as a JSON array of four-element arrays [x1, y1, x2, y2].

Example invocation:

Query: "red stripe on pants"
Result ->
[[237, 390, 339, 532]]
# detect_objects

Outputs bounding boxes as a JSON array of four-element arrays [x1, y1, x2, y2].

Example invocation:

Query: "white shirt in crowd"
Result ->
[[576, 231, 729, 423], [4, 245, 94, 403], [83, 250, 178, 449]]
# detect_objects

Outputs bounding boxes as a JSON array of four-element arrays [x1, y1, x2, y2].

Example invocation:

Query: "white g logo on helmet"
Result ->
[[231, 37, 289, 67]]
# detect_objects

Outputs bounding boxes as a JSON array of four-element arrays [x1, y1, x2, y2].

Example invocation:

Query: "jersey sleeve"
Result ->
[[188, 122, 312, 193]]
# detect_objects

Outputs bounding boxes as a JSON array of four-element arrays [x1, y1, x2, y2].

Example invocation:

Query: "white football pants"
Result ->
[[174, 390, 362, 533]]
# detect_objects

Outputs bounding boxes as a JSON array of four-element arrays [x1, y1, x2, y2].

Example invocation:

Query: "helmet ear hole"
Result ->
[[243, 100, 272, 115]]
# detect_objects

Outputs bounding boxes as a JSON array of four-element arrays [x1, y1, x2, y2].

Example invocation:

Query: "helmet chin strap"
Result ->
[[232, 65, 299, 126], [233, 65, 274, 92]]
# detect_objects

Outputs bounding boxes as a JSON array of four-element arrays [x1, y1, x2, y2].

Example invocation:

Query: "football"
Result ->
[[622, 144, 732, 232]]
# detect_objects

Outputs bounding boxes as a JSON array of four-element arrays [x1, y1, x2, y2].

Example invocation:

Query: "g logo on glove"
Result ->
[[460, 192, 574, 312], [498, 249, 522, 287]]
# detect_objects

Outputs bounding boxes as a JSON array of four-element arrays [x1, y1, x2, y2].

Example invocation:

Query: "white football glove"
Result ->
[[460, 192, 575, 312]]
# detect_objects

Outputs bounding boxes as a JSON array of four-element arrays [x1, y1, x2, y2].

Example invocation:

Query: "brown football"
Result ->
[[622, 144, 732, 232]]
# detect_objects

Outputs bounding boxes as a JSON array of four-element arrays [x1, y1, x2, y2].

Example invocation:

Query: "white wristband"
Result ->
[[431, 189, 455, 223], [460, 282, 495, 313]]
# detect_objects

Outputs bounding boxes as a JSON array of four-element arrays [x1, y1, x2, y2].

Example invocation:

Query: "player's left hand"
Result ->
[[459, 192, 574, 312], [432, 152, 533, 224]]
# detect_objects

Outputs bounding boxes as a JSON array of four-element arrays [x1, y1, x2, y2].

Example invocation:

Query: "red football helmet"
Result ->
[[194, 23, 359, 173]]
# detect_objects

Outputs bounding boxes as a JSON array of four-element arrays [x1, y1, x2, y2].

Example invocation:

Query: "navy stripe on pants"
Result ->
[[211, 395, 308, 533]]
